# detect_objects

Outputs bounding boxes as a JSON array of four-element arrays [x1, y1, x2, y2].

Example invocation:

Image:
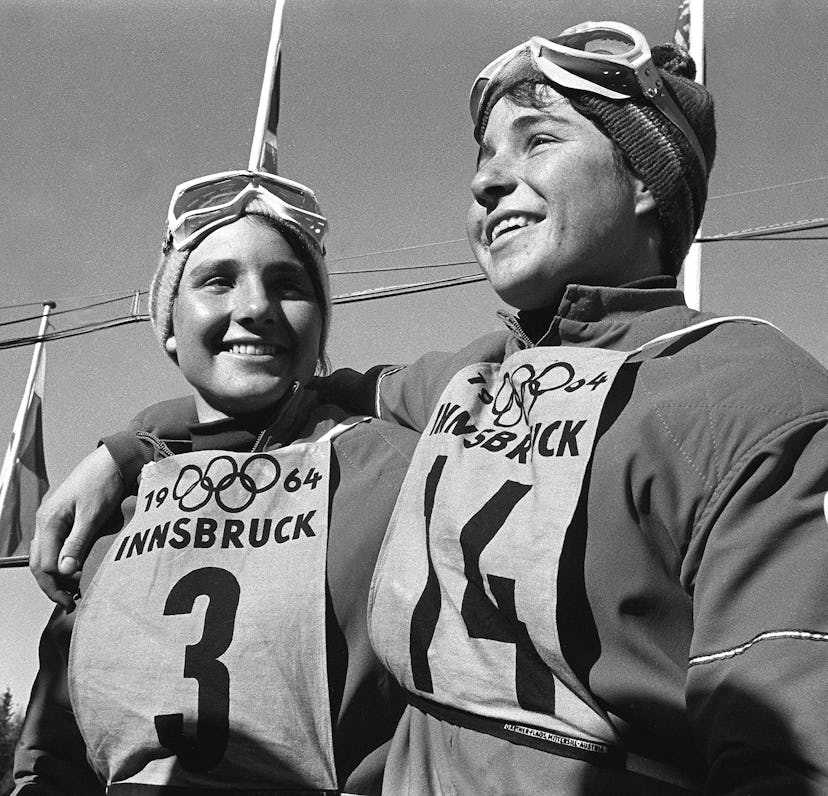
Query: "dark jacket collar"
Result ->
[[188, 382, 318, 453], [504, 277, 686, 349]]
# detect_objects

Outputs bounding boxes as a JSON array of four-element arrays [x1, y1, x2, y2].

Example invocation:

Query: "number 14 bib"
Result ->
[[368, 319, 766, 748], [70, 426, 353, 791]]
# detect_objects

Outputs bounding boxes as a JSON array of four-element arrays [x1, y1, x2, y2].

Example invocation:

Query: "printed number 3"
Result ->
[[154, 567, 240, 772]]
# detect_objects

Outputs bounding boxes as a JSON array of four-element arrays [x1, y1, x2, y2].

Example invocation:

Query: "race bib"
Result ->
[[70, 427, 356, 790], [369, 317, 771, 746], [369, 345, 627, 744]]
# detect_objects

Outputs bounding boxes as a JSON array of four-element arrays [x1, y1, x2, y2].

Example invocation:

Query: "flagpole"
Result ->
[[683, 0, 705, 310], [249, 0, 285, 173], [0, 301, 55, 564]]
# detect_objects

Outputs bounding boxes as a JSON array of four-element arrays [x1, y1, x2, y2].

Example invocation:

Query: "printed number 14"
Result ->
[[409, 456, 556, 714]]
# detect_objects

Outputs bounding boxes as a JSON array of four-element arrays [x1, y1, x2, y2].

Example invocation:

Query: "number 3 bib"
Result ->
[[70, 422, 359, 791]]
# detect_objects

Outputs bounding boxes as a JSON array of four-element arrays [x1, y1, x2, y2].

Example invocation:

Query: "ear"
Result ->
[[632, 176, 657, 217], [165, 336, 177, 356]]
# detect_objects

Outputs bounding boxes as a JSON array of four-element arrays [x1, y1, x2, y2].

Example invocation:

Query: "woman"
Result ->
[[13, 170, 418, 794]]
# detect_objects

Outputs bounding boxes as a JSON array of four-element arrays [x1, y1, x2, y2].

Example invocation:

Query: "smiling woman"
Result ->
[[12, 171, 420, 793]]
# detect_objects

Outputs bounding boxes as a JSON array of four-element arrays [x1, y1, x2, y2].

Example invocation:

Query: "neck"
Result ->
[[193, 383, 300, 425]]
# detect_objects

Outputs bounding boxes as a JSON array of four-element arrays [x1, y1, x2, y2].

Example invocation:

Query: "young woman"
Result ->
[[13, 171, 418, 795]]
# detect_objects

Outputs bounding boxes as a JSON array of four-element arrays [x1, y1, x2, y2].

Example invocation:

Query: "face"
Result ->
[[466, 90, 657, 311], [168, 216, 323, 421]]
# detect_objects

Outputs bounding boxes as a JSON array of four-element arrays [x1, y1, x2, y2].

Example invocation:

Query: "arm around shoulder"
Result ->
[[100, 395, 197, 487]]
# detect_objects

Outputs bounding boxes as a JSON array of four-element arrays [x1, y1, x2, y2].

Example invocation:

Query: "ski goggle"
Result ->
[[167, 170, 328, 252], [470, 21, 708, 176]]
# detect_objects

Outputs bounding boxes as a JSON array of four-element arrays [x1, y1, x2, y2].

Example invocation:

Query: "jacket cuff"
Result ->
[[99, 430, 151, 490]]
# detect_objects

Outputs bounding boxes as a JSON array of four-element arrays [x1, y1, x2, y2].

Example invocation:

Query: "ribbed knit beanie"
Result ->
[[473, 41, 716, 276], [149, 197, 331, 361]]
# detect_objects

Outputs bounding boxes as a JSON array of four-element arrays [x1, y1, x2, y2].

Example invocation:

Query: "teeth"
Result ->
[[229, 343, 279, 356], [490, 214, 536, 243]]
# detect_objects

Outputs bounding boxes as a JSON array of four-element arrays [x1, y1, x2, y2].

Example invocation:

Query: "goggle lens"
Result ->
[[172, 174, 320, 219], [168, 171, 327, 252], [553, 29, 637, 57]]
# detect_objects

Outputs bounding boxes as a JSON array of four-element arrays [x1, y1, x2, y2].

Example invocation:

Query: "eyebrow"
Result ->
[[185, 259, 237, 279], [186, 257, 305, 275], [477, 108, 576, 166], [510, 109, 576, 132]]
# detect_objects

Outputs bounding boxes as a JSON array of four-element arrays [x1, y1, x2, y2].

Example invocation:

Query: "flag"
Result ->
[[249, 0, 284, 173], [0, 337, 49, 564], [674, 0, 691, 51], [260, 50, 281, 174]]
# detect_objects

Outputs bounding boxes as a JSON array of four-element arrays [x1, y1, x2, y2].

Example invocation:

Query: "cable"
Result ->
[[699, 235, 828, 242], [0, 290, 147, 312], [323, 176, 828, 265], [709, 175, 828, 201], [333, 274, 487, 304], [329, 260, 477, 275], [0, 293, 143, 328], [0, 275, 484, 348], [0, 272, 486, 348], [698, 217, 828, 242], [2, 211, 825, 350], [0, 316, 147, 351], [328, 238, 468, 263]]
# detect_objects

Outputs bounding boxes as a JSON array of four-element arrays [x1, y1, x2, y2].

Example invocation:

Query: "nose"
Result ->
[[234, 277, 277, 327], [470, 153, 518, 209]]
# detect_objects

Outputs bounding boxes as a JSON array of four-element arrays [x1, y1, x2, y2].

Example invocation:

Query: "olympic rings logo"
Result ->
[[491, 362, 576, 427], [488, 362, 609, 427], [172, 454, 281, 513]]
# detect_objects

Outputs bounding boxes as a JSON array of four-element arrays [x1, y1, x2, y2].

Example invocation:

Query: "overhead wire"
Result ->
[[0, 293, 144, 328], [0, 289, 147, 312], [708, 174, 828, 201], [697, 217, 828, 242], [0, 316, 147, 351], [701, 235, 828, 242], [329, 260, 476, 275], [328, 238, 467, 263], [332, 273, 487, 304], [0, 175, 822, 320], [1, 182, 825, 349]]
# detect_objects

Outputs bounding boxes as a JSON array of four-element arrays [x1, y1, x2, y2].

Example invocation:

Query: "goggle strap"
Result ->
[[645, 86, 709, 176], [531, 43, 632, 100], [531, 39, 708, 176]]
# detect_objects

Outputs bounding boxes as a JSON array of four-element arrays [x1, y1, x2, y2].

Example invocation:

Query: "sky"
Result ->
[[0, 0, 826, 713]]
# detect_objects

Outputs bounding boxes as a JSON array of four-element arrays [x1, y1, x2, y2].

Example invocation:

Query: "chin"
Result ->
[[224, 384, 293, 416], [487, 279, 554, 312]]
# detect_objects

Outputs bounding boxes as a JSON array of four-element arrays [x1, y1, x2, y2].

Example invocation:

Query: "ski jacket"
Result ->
[[13, 386, 418, 795], [325, 281, 828, 795]]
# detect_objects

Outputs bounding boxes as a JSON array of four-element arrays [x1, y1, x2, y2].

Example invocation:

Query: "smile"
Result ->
[[225, 343, 282, 356], [488, 214, 540, 244]]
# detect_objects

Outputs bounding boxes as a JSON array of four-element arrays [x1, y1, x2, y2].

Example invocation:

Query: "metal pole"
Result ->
[[682, 0, 705, 310], [249, 0, 286, 173]]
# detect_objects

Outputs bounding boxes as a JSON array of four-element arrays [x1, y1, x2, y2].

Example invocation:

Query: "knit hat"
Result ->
[[149, 197, 331, 361], [473, 39, 716, 276]]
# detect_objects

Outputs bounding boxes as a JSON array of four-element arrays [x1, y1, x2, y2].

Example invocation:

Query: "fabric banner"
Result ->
[[0, 348, 49, 564], [674, 0, 691, 51]]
